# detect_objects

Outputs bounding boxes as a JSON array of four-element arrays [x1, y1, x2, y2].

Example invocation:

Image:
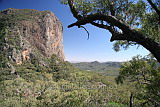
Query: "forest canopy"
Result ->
[[59, 1, 160, 106]]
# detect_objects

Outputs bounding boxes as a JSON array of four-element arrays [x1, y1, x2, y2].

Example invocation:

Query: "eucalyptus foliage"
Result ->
[[116, 55, 160, 106], [61, 0, 160, 62]]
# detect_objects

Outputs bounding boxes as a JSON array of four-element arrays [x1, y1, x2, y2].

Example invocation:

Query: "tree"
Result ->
[[60, 0, 160, 62], [116, 55, 160, 106]]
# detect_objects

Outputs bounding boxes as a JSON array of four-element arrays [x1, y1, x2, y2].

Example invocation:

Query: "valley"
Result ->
[[72, 61, 122, 76]]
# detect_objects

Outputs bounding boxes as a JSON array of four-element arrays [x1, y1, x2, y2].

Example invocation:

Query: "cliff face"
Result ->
[[0, 8, 64, 65]]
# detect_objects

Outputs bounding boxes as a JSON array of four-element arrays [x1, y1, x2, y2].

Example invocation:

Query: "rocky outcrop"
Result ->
[[0, 8, 64, 65]]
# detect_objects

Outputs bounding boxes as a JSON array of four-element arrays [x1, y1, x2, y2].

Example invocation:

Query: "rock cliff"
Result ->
[[0, 8, 64, 65]]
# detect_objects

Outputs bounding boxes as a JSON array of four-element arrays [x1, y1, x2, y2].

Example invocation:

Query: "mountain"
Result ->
[[0, 8, 64, 66], [72, 61, 123, 76], [0, 8, 130, 107]]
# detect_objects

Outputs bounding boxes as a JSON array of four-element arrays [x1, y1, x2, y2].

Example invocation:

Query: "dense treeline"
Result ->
[[0, 53, 159, 106], [0, 0, 160, 106], [0, 55, 131, 107]]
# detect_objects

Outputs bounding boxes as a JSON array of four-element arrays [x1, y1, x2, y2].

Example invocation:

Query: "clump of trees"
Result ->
[[60, 0, 160, 106], [0, 55, 131, 107], [116, 55, 160, 106], [0, 0, 159, 106]]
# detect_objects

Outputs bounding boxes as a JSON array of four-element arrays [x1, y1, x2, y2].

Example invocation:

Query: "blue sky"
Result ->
[[0, 0, 149, 62]]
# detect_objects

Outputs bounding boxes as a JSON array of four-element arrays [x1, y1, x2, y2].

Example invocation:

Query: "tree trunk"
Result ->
[[130, 93, 133, 107], [110, 30, 160, 63]]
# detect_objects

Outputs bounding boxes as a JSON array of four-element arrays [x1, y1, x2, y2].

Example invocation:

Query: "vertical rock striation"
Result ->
[[0, 8, 64, 65]]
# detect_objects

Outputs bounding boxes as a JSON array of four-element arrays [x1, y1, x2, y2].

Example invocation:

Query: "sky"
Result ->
[[0, 0, 149, 62]]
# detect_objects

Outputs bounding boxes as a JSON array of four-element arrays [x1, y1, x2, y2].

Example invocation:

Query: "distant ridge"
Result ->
[[72, 61, 123, 76]]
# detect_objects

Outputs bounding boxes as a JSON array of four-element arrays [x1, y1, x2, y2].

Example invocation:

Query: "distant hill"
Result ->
[[0, 8, 130, 107], [72, 61, 123, 76]]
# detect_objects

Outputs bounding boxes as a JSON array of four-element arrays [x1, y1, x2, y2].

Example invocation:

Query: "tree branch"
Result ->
[[90, 22, 116, 34], [68, 0, 82, 20], [67, 0, 160, 63], [68, 14, 130, 32], [147, 0, 160, 20], [80, 26, 90, 40]]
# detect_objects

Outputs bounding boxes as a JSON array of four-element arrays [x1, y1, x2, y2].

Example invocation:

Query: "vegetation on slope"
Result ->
[[0, 3, 159, 106], [0, 8, 51, 24], [0, 55, 131, 107], [72, 61, 122, 76], [116, 55, 160, 106], [1, 51, 159, 106]]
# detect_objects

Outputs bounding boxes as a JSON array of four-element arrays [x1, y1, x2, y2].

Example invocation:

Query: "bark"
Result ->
[[67, 0, 160, 63], [130, 92, 133, 107]]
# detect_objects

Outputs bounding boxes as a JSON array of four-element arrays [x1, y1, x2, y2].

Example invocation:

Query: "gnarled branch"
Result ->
[[68, 0, 82, 20], [68, 14, 130, 32], [67, 0, 160, 63], [79, 26, 90, 40]]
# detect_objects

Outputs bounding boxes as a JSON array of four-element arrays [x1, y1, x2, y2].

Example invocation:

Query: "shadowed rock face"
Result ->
[[0, 8, 64, 64]]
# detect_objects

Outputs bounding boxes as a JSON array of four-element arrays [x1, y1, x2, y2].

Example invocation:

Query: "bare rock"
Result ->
[[0, 8, 65, 65]]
